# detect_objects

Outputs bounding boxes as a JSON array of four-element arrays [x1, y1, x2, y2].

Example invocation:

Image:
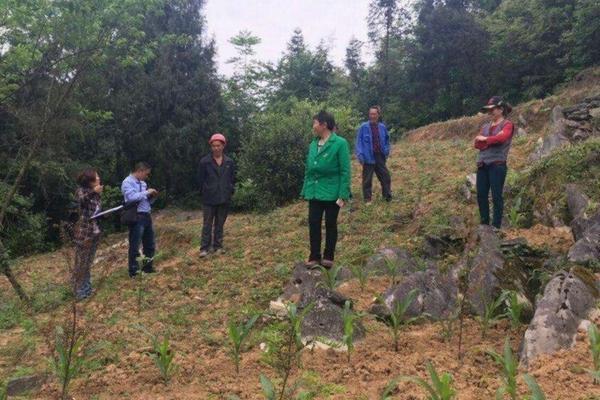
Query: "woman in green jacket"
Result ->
[[301, 110, 351, 268]]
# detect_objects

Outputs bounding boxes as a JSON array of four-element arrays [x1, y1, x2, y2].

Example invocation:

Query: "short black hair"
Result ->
[[76, 168, 98, 188], [133, 161, 151, 172], [312, 110, 336, 131]]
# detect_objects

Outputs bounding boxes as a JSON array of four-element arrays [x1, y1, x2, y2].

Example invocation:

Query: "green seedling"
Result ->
[[507, 196, 525, 227], [523, 374, 546, 400], [342, 300, 363, 363], [349, 264, 370, 291], [587, 323, 600, 384], [503, 290, 524, 330], [228, 313, 260, 373], [260, 373, 277, 400], [52, 324, 84, 400], [380, 377, 399, 399], [400, 361, 457, 400], [384, 257, 401, 286], [150, 336, 177, 383], [477, 292, 505, 338], [386, 289, 419, 352], [318, 264, 343, 290], [486, 338, 518, 400]]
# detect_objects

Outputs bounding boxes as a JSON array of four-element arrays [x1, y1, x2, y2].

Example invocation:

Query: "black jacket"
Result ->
[[198, 154, 236, 205]]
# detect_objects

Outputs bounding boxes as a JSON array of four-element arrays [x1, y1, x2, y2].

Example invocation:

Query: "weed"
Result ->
[[341, 301, 363, 363], [386, 289, 419, 352], [503, 290, 524, 330], [228, 313, 261, 374], [587, 323, 600, 384], [400, 361, 456, 400], [349, 264, 370, 291], [318, 265, 342, 290], [486, 339, 518, 400], [477, 292, 505, 338]]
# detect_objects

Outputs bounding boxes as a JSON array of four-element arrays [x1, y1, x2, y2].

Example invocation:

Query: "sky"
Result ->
[[204, 0, 373, 76]]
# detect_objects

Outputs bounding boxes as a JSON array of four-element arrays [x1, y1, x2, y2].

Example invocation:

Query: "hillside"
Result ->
[[1, 69, 600, 399]]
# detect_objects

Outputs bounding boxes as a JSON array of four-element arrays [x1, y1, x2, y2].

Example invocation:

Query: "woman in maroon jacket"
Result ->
[[474, 96, 514, 229]]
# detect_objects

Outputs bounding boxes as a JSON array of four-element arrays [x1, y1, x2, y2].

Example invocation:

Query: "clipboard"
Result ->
[[90, 205, 124, 220]]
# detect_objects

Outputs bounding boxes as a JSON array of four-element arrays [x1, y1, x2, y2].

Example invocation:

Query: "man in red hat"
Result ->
[[198, 133, 236, 257]]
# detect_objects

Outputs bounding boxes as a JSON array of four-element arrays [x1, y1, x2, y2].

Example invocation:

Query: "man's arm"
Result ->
[[355, 126, 364, 163], [197, 160, 206, 195], [121, 178, 148, 203]]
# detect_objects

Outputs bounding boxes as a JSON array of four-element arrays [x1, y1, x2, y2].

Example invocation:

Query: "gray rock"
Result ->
[[520, 267, 599, 366], [566, 110, 591, 121], [571, 213, 600, 243], [466, 226, 530, 316], [566, 184, 589, 220], [572, 129, 591, 141], [568, 222, 600, 264], [529, 121, 570, 162], [276, 263, 364, 343], [518, 114, 527, 127], [370, 266, 458, 320], [590, 107, 600, 119], [364, 247, 421, 277], [466, 173, 477, 188], [6, 374, 47, 396], [551, 105, 564, 123], [422, 216, 468, 258], [516, 127, 527, 137]]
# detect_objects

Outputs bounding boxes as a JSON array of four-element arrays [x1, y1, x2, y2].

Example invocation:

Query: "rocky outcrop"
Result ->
[[363, 247, 421, 277], [520, 267, 599, 366], [6, 374, 47, 396], [370, 265, 458, 320], [270, 263, 364, 343], [422, 216, 469, 258], [564, 184, 600, 264]]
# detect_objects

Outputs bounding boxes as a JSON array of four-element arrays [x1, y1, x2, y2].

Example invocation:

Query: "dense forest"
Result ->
[[1, 0, 599, 261]]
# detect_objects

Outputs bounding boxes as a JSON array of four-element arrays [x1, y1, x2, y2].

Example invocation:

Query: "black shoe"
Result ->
[[142, 268, 156, 274], [129, 271, 139, 278]]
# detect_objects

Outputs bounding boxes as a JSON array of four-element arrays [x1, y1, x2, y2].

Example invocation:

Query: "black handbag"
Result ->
[[120, 201, 140, 225]]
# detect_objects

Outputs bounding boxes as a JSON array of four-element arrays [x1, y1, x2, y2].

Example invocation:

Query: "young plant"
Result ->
[[228, 313, 260, 373], [349, 264, 370, 291], [384, 257, 401, 286], [380, 378, 399, 400], [503, 290, 524, 330], [135, 255, 152, 316], [477, 292, 505, 338], [386, 289, 419, 352], [587, 323, 600, 384], [50, 303, 84, 400], [523, 374, 546, 400], [150, 336, 177, 383], [436, 306, 460, 342], [506, 196, 525, 227], [318, 264, 343, 290], [341, 300, 363, 363], [400, 361, 457, 400], [486, 339, 518, 400]]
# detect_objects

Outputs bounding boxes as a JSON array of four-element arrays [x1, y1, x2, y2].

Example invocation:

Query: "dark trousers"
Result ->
[[308, 200, 340, 262], [476, 163, 507, 229], [127, 213, 156, 276], [73, 237, 99, 299], [362, 152, 392, 201], [201, 204, 229, 251]]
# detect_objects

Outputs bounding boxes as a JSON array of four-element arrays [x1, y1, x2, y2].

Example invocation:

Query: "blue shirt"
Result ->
[[121, 174, 154, 213]]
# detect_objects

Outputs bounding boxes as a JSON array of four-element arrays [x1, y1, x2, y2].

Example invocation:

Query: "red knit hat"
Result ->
[[209, 133, 226, 145]]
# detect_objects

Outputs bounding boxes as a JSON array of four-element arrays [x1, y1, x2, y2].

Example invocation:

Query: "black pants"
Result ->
[[362, 152, 392, 201], [201, 203, 229, 251], [308, 200, 340, 262], [128, 213, 155, 276], [476, 163, 507, 229]]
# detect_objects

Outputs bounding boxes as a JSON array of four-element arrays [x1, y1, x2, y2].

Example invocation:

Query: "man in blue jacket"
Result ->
[[355, 106, 392, 204]]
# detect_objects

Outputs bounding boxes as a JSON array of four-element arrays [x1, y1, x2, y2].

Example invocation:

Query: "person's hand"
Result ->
[[147, 188, 158, 197], [336, 198, 345, 208], [475, 135, 487, 142], [93, 184, 103, 194]]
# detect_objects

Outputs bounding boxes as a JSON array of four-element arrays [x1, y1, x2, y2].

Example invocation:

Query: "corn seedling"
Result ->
[[260, 373, 277, 400], [318, 264, 342, 290], [384, 257, 401, 286], [523, 374, 546, 400], [342, 300, 363, 363], [50, 302, 84, 400], [386, 289, 419, 352], [587, 323, 600, 384], [477, 292, 505, 338], [380, 378, 399, 400], [228, 313, 260, 374], [349, 264, 370, 291], [135, 255, 153, 316], [503, 290, 524, 330], [486, 339, 518, 400], [150, 336, 177, 383], [506, 196, 525, 228], [436, 306, 460, 342], [400, 361, 457, 400]]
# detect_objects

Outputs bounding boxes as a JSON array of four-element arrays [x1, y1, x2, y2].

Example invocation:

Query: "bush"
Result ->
[[234, 99, 359, 211]]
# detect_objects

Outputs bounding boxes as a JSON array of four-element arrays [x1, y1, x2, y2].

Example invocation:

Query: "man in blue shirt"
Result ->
[[121, 162, 159, 277], [355, 106, 392, 204]]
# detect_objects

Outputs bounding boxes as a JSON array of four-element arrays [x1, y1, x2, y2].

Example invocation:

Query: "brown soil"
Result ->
[[504, 224, 575, 254]]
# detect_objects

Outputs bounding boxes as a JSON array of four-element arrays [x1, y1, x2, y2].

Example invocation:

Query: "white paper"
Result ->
[[90, 205, 124, 219]]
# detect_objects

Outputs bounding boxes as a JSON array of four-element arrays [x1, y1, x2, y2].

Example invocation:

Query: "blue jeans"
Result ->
[[476, 163, 507, 229], [127, 213, 156, 276]]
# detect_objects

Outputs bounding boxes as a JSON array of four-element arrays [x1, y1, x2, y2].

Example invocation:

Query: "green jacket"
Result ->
[[301, 133, 351, 201]]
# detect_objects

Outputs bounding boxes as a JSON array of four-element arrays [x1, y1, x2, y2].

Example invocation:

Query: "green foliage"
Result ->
[[151, 336, 177, 383], [341, 301, 363, 363], [477, 292, 505, 338], [51, 325, 85, 400], [523, 374, 546, 400], [228, 313, 260, 374], [260, 373, 277, 400], [386, 289, 419, 352], [400, 361, 457, 400], [318, 264, 343, 290], [349, 264, 370, 291], [587, 323, 600, 384], [486, 339, 518, 400], [506, 196, 525, 228], [503, 290, 524, 330], [380, 377, 399, 400], [384, 257, 402, 286]]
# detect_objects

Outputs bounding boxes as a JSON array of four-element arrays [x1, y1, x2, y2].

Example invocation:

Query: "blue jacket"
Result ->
[[355, 122, 390, 164]]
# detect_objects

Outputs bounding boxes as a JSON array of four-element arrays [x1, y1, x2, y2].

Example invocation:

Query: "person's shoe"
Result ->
[[214, 248, 225, 255], [129, 270, 139, 278], [305, 260, 320, 269], [384, 196, 393, 203], [321, 259, 334, 269], [142, 268, 156, 274], [199, 250, 209, 258], [365, 200, 373, 206]]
